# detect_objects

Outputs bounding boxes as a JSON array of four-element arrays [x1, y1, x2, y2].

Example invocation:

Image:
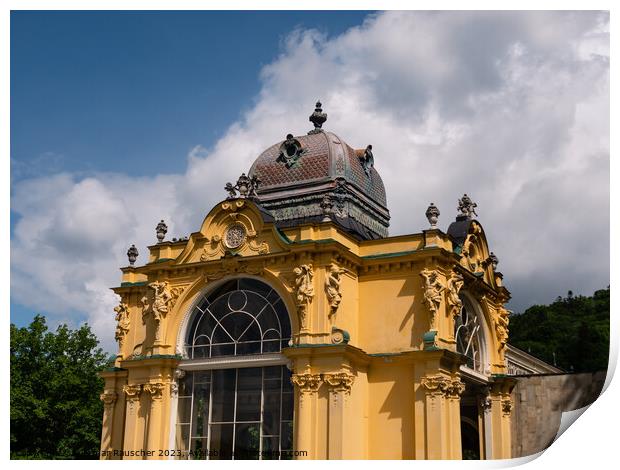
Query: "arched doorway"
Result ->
[[174, 277, 294, 460]]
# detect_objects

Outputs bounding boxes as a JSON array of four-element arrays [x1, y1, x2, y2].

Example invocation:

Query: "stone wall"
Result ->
[[511, 371, 606, 458]]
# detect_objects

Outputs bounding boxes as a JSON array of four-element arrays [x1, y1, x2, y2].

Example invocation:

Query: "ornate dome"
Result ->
[[248, 102, 390, 240]]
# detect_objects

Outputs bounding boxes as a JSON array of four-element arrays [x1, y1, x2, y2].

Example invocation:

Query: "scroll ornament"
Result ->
[[293, 264, 314, 330], [420, 268, 444, 331]]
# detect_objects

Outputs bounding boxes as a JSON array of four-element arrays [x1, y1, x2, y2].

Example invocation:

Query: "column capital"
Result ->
[[291, 372, 322, 394], [100, 390, 118, 407], [324, 371, 355, 395], [122, 384, 142, 401], [143, 382, 166, 400]]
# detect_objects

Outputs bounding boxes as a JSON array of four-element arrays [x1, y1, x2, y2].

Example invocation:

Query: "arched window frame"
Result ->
[[455, 292, 491, 377], [171, 276, 295, 460]]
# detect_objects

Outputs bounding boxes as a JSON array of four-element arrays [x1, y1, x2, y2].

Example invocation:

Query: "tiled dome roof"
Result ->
[[247, 102, 390, 240], [249, 131, 387, 207]]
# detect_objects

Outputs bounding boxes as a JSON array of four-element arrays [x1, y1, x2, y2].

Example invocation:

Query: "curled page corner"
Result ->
[[552, 404, 590, 444]]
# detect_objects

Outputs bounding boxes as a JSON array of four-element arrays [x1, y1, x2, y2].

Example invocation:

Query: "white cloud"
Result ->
[[11, 11, 609, 352]]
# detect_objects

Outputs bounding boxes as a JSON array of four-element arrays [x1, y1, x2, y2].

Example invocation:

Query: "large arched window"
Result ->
[[175, 278, 294, 460], [455, 295, 486, 374]]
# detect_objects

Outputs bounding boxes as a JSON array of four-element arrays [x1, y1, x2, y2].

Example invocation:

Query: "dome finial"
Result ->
[[308, 100, 327, 134]]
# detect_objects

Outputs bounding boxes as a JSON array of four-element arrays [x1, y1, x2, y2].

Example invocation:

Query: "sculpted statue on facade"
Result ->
[[113, 302, 131, 348], [141, 281, 184, 341], [293, 264, 314, 330], [495, 306, 510, 350], [225, 173, 260, 199], [325, 263, 345, 318], [420, 268, 444, 331], [446, 272, 464, 320], [457, 193, 478, 219]]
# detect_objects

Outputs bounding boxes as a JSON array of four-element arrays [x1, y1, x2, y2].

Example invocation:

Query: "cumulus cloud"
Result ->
[[11, 11, 609, 351]]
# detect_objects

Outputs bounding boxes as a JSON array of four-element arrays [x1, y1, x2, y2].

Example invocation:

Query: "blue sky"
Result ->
[[10, 11, 609, 352], [10, 10, 370, 328]]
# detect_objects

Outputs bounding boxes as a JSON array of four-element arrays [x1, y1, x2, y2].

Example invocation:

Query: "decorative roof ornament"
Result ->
[[308, 100, 327, 134], [225, 173, 260, 199], [425, 203, 440, 229], [457, 193, 478, 219], [488, 252, 499, 271], [126, 244, 139, 266], [359, 144, 374, 177], [155, 220, 168, 243], [277, 134, 305, 168], [320, 194, 334, 222]]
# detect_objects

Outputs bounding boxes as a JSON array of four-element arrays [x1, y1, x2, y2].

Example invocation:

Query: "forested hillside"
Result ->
[[509, 287, 610, 373]]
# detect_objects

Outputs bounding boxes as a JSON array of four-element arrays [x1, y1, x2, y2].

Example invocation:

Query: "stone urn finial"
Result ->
[[425, 203, 440, 229], [308, 100, 327, 134], [156, 220, 168, 243], [127, 244, 139, 266]]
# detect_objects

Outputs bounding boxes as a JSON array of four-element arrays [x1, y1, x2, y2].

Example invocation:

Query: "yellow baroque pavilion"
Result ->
[[99, 102, 539, 460]]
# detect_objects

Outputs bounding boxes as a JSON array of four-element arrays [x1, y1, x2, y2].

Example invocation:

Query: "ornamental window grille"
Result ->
[[455, 295, 485, 373], [185, 278, 292, 359], [177, 278, 294, 460]]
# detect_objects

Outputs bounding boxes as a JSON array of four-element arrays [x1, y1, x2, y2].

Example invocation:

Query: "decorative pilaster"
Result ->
[[100, 391, 118, 459], [144, 382, 166, 458], [420, 374, 463, 459], [324, 371, 355, 459], [291, 372, 322, 460], [122, 384, 143, 458]]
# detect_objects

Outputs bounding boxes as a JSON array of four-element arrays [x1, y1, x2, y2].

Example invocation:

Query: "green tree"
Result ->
[[509, 287, 610, 373], [10, 315, 109, 459]]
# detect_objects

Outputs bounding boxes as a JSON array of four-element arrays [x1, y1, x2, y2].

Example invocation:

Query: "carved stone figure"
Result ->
[[420, 268, 444, 330], [359, 144, 374, 177], [446, 272, 464, 319], [293, 264, 314, 330], [141, 281, 184, 341], [495, 306, 510, 350], [325, 263, 345, 317], [113, 302, 131, 348], [224, 173, 260, 199], [457, 193, 478, 219]]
